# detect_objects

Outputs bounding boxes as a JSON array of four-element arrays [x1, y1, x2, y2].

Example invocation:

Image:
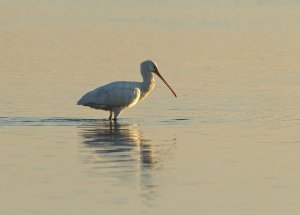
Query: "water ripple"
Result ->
[[0, 117, 104, 126]]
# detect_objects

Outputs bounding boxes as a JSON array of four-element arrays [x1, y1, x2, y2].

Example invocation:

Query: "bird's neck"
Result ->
[[139, 70, 155, 101]]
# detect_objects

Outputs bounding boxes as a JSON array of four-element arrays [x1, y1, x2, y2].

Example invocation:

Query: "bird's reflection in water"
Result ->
[[78, 121, 168, 206], [79, 121, 154, 168]]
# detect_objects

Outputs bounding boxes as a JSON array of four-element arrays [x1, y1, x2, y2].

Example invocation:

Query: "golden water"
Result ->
[[1, 1, 300, 214]]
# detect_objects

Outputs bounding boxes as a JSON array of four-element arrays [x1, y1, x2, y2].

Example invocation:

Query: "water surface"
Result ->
[[1, 1, 300, 214]]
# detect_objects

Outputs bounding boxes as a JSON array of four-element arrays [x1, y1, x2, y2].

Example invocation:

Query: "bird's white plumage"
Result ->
[[78, 81, 140, 109], [77, 60, 176, 120]]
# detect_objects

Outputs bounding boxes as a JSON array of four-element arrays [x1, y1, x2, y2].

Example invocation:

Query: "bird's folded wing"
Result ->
[[77, 82, 141, 109]]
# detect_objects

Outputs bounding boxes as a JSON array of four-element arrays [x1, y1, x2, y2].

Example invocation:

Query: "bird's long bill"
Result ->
[[155, 69, 177, 97]]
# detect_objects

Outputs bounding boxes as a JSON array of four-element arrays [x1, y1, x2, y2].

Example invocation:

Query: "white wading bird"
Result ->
[[77, 60, 177, 120]]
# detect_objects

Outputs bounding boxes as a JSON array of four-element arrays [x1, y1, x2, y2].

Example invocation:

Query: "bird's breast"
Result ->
[[139, 80, 155, 101]]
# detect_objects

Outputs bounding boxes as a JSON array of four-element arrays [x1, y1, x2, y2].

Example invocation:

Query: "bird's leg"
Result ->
[[112, 108, 122, 121], [108, 111, 112, 121]]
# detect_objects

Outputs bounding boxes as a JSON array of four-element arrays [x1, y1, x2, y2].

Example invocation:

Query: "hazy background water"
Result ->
[[1, 1, 300, 214]]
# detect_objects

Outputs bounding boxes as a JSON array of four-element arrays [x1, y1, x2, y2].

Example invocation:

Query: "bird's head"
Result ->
[[141, 60, 158, 73], [141, 60, 177, 98]]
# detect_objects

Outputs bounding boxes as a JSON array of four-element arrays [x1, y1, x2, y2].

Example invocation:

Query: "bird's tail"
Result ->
[[77, 98, 84, 105]]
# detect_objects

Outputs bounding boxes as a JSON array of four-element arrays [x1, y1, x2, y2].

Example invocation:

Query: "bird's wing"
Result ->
[[77, 82, 141, 109]]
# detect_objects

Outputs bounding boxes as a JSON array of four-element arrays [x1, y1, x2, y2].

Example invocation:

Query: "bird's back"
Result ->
[[77, 81, 141, 110]]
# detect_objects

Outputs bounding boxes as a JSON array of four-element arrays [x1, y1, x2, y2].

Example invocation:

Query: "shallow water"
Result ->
[[1, 1, 300, 215]]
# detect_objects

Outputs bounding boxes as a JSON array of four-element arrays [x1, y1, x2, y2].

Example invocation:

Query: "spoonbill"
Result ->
[[77, 60, 177, 120]]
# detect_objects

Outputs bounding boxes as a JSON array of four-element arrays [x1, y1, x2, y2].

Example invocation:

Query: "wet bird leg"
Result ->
[[109, 111, 112, 121]]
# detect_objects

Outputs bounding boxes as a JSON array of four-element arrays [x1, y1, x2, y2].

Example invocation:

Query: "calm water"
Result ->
[[1, 1, 300, 214]]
